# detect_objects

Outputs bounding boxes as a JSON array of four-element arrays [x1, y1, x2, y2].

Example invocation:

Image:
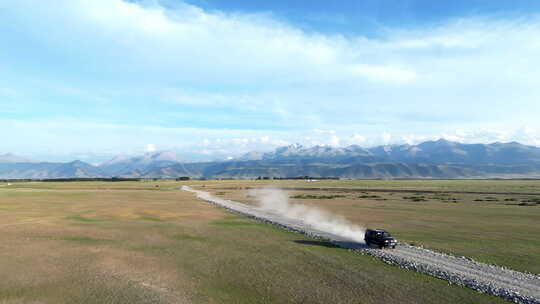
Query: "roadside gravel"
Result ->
[[182, 186, 540, 304]]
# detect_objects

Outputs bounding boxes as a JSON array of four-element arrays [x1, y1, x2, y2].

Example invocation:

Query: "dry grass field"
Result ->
[[0, 180, 511, 303], [190, 178, 540, 193], [198, 179, 540, 275]]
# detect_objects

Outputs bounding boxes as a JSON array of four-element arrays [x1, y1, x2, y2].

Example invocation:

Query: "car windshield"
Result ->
[[382, 232, 392, 237]]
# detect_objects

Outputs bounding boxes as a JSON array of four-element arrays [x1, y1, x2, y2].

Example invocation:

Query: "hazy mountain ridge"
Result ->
[[236, 143, 375, 161], [98, 151, 181, 176], [237, 139, 540, 165], [2, 140, 540, 179], [0, 153, 36, 163], [368, 139, 540, 165], [0, 161, 106, 179]]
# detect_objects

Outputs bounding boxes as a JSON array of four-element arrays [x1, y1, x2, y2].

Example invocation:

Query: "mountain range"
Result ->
[[2, 139, 540, 179]]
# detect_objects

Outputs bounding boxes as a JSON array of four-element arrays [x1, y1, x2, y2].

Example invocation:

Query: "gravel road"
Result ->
[[182, 186, 540, 304]]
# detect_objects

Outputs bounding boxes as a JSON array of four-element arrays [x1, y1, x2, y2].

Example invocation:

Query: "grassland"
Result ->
[[200, 179, 540, 274], [0, 181, 506, 303], [187, 178, 540, 193]]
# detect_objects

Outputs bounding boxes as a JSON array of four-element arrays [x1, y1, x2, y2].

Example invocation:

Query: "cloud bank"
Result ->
[[0, 1, 539, 160]]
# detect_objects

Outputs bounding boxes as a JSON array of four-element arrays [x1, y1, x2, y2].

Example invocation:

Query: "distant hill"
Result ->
[[235, 139, 540, 166], [2, 140, 540, 179], [116, 140, 540, 179], [236, 143, 375, 162], [98, 151, 181, 176], [366, 139, 540, 165], [0, 160, 106, 179]]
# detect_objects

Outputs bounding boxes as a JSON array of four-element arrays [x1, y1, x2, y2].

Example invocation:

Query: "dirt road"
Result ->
[[183, 186, 540, 304]]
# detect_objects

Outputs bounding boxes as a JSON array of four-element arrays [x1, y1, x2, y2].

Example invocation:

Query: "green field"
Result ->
[[199, 179, 540, 274], [0, 181, 508, 303], [189, 178, 540, 193]]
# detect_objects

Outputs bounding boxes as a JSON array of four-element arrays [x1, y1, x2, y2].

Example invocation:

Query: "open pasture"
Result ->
[[199, 179, 540, 274], [0, 181, 511, 303]]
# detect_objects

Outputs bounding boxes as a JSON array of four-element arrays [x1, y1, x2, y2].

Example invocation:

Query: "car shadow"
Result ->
[[293, 240, 340, 248], [332, 240, 369, 250]]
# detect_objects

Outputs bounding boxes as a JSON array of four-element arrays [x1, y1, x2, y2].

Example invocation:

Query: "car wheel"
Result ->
[[392, 245, 396, 249], [379, 244, 383, 249]]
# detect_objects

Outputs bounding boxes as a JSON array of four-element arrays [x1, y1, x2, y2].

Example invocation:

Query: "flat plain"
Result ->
[[199, 179, 540, 274], [0, 180, 522, 303]]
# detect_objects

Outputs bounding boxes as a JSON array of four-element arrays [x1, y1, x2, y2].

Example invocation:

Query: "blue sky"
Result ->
[[184, 0, 540, 35], [1, 0, 540, 162]]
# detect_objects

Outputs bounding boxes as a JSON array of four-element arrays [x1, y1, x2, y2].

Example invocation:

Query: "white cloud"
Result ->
[[2, 118, 539, 162], [438, 127, 540, 146], [349, 64, 416, 84], [381, 132, 392, 145], [350, 134, 367, 145], [1, 0, 414, 89], [329, 135, 340, 147], [146, 144, 157, 153], [455, 129, 467, 137]]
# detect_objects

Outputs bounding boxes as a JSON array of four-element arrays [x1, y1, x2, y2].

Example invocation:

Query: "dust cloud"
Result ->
[[250, 187, 366, 243]]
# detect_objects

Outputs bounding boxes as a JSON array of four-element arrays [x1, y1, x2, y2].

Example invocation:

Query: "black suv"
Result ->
[[365, 229, 397, 248]]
